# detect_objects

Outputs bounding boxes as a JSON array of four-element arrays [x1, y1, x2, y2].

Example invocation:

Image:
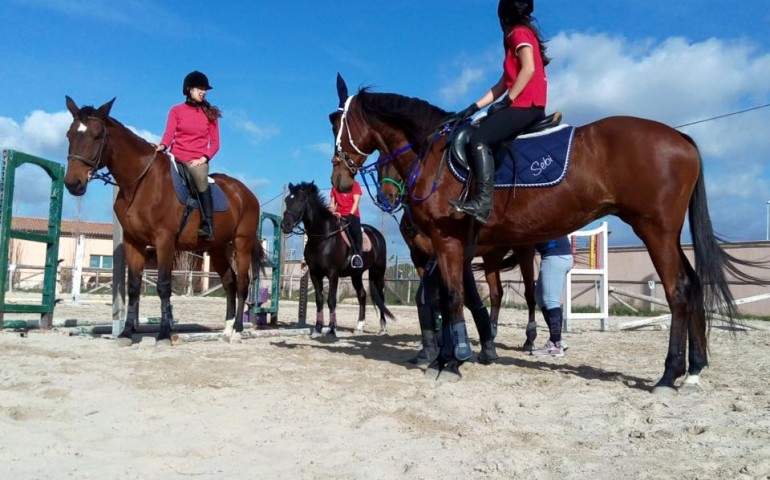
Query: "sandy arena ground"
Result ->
[[1, 293, 769, 479]]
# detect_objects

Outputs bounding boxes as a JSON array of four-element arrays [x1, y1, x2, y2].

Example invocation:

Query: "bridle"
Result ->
[[332, 95, 373, 175], [67, 115, 157, 188], [67, 116, 109, 173]]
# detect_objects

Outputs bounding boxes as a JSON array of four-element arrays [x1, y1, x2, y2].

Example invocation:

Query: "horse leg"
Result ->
[[230, 235, 254, 338], [468, 262, 498, 365], [310, 273, 325, 337], [326, 276, 340, 338], [351, 274, 366, 333], [407, 257, 440, 366], [154, 238, 176, 345], [428, 243, 471, 382], [515, 247, 537, 351], [115, 240, 146, 347], [633, 223, 691, 393], [371, 268, 389, 335], [682, 249, 709, 392], [209, 247, 237, 334]]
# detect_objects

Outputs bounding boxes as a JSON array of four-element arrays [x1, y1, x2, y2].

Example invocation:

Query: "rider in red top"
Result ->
[[155, 71, 221, 241], [329, 180, 364, 268], [449, 0, 549, 224]]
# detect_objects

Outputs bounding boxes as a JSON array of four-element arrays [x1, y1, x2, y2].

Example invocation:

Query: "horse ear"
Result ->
[[288, 182, 294, 191], [65, 95, 79, 117], [97, 97, 116, 117], [336, 73, 348, 108]]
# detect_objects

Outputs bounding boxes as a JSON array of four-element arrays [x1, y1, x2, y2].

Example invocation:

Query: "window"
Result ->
[[89, 255, 113, 269]]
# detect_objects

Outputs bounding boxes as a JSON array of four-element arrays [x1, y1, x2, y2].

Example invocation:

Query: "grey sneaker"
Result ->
[[351, 254, 363, 268], [531, 340, 565, 358]]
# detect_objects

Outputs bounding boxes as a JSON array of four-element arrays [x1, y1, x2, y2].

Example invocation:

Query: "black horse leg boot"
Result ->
[[449, 144, 494, 224], [198, 187, 214, 241]]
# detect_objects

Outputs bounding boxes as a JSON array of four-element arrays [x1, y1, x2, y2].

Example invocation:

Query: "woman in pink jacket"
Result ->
[[156, 71, 221, 240]]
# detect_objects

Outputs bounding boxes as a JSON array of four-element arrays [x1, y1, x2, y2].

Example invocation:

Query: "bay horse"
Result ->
[[378, 162, 540, 358], [280, 181, 394, 336], [329, 76, 760, 392], [63, 97, 265, 346]]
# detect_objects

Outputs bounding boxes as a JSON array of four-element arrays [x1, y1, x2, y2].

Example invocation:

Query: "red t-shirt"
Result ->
[[503, 26, 547, 108], [160, 103, 220, 162], [331, 182, 362, 217]]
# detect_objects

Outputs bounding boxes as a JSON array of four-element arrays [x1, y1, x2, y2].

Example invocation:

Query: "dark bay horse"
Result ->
[[329, 77, 760, 392], [379, 163, 539, 353], [63, 97, 265, 345], [280, 181, 394, 336]]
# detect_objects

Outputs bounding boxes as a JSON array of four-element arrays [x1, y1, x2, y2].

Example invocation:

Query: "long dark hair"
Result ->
[[186, 97, 222, 123], [501, 16, 550, 66]]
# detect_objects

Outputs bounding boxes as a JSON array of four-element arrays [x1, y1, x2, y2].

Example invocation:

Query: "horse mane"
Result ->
[[77, 105, 153, 148], [356, 88, 450, 153], [292, 181, 334, 218]]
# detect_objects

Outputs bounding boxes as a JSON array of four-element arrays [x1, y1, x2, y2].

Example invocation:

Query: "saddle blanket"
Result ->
[[448, 124, 575, 188], [169, 156, 229, 211]]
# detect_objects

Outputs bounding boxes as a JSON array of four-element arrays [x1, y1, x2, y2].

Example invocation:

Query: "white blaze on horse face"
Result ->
[[77, 122, 88, 133]]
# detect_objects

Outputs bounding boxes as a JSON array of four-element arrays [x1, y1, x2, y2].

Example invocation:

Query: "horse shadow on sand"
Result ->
[[270, 330, 654, 391]]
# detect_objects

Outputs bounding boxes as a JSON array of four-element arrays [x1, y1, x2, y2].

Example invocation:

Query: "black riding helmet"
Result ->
[[498, 0, 534, 23], [182, 71, 213, 96]]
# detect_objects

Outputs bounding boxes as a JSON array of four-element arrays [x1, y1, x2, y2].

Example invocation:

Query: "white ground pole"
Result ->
[[618, 292, 770, 331], [564, 221, 609, 332], [71, 234, 85, 303]]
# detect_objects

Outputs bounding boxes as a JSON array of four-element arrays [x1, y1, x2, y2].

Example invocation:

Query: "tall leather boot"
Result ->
[[198, 187, 215, 241], [449, 144, 494, 224]]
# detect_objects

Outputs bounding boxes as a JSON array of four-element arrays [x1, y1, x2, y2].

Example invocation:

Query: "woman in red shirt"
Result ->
[[156, 71, 221, 240], [449, 0, 550, 224], [329, 180, 364, 268]]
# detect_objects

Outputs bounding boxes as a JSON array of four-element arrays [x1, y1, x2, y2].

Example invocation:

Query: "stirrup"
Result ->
[[351, 254, 363, 268]]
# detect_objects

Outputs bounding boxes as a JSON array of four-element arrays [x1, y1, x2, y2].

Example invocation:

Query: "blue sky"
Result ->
[[1, 0, 769, 259]]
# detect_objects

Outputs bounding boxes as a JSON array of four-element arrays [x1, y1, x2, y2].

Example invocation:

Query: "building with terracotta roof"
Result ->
[[7, 216, 115, 291]]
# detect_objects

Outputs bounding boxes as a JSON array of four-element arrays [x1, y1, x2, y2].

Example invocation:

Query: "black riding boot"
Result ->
[[198, 187, 215, 241], [449, 144, 494, 224]]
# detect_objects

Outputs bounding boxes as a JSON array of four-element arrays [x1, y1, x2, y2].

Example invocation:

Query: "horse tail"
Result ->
[[683, 133, 766, 344], [369, 275, 396, 321], [251, 234, 268, 280]]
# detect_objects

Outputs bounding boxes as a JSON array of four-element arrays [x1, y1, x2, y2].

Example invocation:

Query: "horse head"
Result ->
[[63, 96, 115, 196], [281, 181, 313, 234], [376, 160, 406, 212], [329, 74, 378, 193]]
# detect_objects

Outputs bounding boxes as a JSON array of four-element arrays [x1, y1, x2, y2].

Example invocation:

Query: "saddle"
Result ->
[[450, 112, 562, 170], [340, 225, 373, 252]]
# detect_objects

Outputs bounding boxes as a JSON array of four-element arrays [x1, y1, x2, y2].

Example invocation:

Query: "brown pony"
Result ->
[[63, 97, 265, 346], [329, 77, 759, 392]]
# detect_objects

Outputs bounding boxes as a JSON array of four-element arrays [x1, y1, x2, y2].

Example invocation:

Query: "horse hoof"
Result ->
[[115, 337, 133, 348], [477, 351, 499, 365], [326, 330, 337, 339], [651, 385, 678, 396], [378, 329, 388, 335], [223, 319, 235, 337], [354, 328, 364, 335], [522, 341, 534, 352], [155, 338, 172, 347], [311, 330, 323, 339], [354, 321, 365, 334]]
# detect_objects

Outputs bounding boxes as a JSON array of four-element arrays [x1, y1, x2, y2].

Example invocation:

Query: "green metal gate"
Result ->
[[251, 212, 281, 324], [0, 150, 64, 329]]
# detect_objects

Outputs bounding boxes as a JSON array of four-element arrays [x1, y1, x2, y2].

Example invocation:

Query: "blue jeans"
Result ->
[[535, 254, 573, 310]]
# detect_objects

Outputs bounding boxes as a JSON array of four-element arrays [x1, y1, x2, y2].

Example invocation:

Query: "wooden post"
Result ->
[[112, 187, 126, 335]]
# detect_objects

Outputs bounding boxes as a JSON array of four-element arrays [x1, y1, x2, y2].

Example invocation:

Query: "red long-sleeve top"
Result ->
[[160, 102, 220, 162]]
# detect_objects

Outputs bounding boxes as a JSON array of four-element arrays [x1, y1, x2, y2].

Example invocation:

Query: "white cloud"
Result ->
[[440, 67, 486, 104], [0, 110, 71, 160]]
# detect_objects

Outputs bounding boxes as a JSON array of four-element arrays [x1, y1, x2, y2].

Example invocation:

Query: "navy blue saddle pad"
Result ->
[[169, 159, 228, 211], [448, 124, 575, 188]]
